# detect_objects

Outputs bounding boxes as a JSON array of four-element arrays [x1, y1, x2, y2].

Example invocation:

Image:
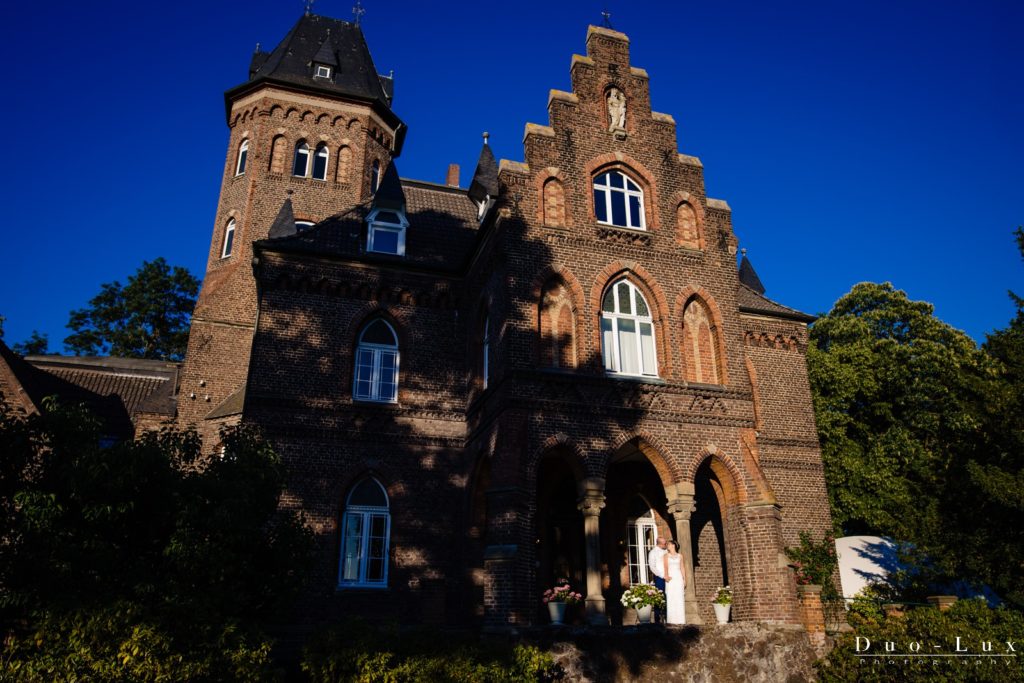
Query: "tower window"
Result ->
[[293, 141, 310, 177], [370, 160, 381, 193], [235, 139, 248, 176], [312, 144, 329, 180], [594, 170, 645, 230], [366, 208, 407, 256], [221, 218, 236, 258], [353, 319, 400, 402], [315, 64, 332, 79], [600, 279, 658, 376], [338, 477, 390, 589]]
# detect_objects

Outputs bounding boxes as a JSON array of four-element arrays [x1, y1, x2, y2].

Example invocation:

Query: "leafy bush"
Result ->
[[619, 584, 666, 609], [301, 618, 562, 682], [786, 531, 840, 601], [818, 598, 1024, 682]]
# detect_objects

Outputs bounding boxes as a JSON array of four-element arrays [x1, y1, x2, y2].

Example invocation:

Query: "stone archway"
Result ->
[[535, 450, 586, 624], [692, 458, 733, 624]]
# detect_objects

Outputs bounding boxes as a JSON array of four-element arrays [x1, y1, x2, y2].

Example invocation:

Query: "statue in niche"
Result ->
[[607, 88, 626, 131]]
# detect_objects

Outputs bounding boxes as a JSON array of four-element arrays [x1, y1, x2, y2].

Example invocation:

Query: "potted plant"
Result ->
[[619, 583, 667, 624], [542, 578, 583, 624], [712, 586, 732, 624]]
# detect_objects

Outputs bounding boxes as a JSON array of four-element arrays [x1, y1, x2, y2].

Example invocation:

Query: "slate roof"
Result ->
[[738, 254, 766, 295], [0, 349, 179, 439], [737, 284, 816, 323], [268, 198, 297, 239], [468, 143, 499, 205], [238, 14, 392, 109], [257, 179, 480, 270]]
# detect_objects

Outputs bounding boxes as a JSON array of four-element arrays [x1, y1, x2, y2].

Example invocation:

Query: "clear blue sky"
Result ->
[[1, 0, 1021, 350]]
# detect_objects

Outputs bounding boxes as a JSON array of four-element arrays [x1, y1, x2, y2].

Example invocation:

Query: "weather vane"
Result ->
[[353, 0, 366, 24], [601, 7, 613, 28]]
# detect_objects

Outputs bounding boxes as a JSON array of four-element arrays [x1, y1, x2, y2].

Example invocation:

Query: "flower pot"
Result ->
[[713, 602, 731, 624], [636, 605, 653, 624], [547, 601, 567, 625]]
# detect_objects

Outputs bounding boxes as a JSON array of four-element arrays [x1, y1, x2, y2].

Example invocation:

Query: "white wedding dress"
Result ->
[[665, 554, 686, 624]]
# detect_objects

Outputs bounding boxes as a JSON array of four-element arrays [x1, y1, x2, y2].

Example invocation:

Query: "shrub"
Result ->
[[818, 598, 1024, 682], [786, 531, 840, 601], [619, 583, 666, 609]]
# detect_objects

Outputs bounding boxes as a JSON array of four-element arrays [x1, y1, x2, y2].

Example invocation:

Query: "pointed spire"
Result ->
[[372, 160, 406, 211], [468, 133, 499, 206], [268, 196, 297, 238], [738, 248, 766, 295], [312, 35, 338, 66]]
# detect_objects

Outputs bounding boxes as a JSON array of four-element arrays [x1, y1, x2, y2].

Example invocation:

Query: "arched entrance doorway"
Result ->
[[692, 458, 732, 623], [603, 439, 671, 625], [535, 452, 585, 623]]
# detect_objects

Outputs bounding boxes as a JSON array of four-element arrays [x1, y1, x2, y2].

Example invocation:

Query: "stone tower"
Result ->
[[177, 13, 404, 435]]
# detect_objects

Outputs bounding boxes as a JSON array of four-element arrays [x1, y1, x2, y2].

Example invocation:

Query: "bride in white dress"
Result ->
[[663, 540, 686, 624]]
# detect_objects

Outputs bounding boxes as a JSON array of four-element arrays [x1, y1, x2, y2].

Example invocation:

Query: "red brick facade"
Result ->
[[177, 18, 833, 631]]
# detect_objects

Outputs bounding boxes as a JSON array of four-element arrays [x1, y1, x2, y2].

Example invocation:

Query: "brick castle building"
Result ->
[[5, 12, 834, 630]]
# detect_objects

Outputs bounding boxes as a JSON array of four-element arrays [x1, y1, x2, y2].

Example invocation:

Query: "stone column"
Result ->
[[577, 477, 607, 624], [667, 482, 703, 625]]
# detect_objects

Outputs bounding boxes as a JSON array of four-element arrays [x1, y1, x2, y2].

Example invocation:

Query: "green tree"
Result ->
[[11, 330, 48, 355], [64, 258, 199, 360], [0, 401, 314, 680]]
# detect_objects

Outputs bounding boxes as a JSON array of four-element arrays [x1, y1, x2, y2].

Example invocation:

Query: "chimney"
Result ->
[[446, 163, 460, 188]]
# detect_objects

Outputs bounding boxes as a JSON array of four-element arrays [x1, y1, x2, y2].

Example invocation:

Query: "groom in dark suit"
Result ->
[[647, 536, 668, 622]]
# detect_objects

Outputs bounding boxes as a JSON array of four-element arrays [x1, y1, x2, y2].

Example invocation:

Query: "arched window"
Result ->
[[338, 477, 390, 588], [600, 279, 657, 376], [336, 145, 352, 183], [234, 139, 249, 176], [353, 319, 399, 402], [221, 218, 236, 258], [312, 143, 329, 180], [292, 140, 310, 177], [593, 170, 645, 230], [370, 159, 381, 193], [543, 177, 566, 227], [269, 135, 287, 174], [683, 298, 723, 384], [539, 280, 576, 369], [676, 202, 701, 249]]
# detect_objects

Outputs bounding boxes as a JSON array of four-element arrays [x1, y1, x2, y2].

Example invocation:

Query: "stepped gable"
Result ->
[[259, 179, 479, 270]]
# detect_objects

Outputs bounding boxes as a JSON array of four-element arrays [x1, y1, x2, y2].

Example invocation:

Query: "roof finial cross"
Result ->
[[353, 0, 366, 24], [304, 0, 315, 16], [601, 7, 613, 28]]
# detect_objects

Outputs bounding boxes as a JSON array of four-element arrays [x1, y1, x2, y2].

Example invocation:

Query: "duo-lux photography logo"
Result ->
[[854, 635, 1020, 669]]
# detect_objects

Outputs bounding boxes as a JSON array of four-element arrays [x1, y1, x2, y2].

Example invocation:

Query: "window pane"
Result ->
[[594, 188, 607, 222], [222, 225, 234, 257], [601, 317, 615, 371], [378, 350, 398, 401], [640, 322, 656, 375], [354, 348, 375, 400], [624, 176, 639, 192], [635, 292, 649, 317], [629, 195, 642, 227], [616, 282, 632, 314], [237, 149, 247, 175], [362, 320, 397, 346], [313, 150, 328, 179], [375, 211, 401, 224], [610, 190, 627, 226], [372, 228, 399, 254], [342, 514, 363, 581], [602, 288, 615, 312], [617, 318, 639, 375], [594, 172, 610, 187], [367, 558, 385, 582], [349, 478, 387, 507], [608, 171, 624, 189], [293, 149, 308, 176]]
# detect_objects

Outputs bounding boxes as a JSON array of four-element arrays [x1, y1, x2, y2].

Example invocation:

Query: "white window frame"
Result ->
[[293, 141, 310, 177], [366, 208, 407, 256], [594, 170, 646, 230], [315, 64, 332, 79], [352, 320, 399, 402], [627, 509, 657, 585], [338, 480, 390, 589], [234, 139, 248, 176], [370, 160, 381, 192], [221, 218, 236, 258], [312, 144, 329, 180], [295, 220, 315, 232], [600, 279, 658, 377]]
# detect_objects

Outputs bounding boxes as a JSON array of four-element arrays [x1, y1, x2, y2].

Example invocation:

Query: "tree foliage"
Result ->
[[0, 401, 314, 680], [64, 258, 199, 360], [11, 330, 48, 355]]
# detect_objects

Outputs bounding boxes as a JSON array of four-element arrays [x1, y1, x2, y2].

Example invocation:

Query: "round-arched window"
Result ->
[[353, 319, 399, 402], [600, 279, 657, 376], [338, 478, 390, 588], [593, 170, 645, 230]]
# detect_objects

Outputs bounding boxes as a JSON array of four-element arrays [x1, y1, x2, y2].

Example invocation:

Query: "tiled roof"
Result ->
[[737, 284, 816, 323], [258, 179, 480, 270]]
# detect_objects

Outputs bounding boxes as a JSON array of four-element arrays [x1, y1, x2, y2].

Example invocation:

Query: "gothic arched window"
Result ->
[[370, 159, 381, 193], [336, 145, 352, 183], [338, 477, 390, 588], [600, 279, 657, 376], [269, 135, 287, 174], [543, 177, 566, 227], [539, 280, 576, 369], [234, 139, 249, 176], [353, 319, 399, 402], [593, 170, 645, 230], [292, 140, 310, 177], [221, 218, 236, 258], [683, 298, 723, 384], [312, 143, 329, 180]]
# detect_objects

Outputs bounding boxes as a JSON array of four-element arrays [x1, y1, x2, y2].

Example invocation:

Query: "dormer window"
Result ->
[[367, 207, 407, 256], [315, 64, 332, 79]]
